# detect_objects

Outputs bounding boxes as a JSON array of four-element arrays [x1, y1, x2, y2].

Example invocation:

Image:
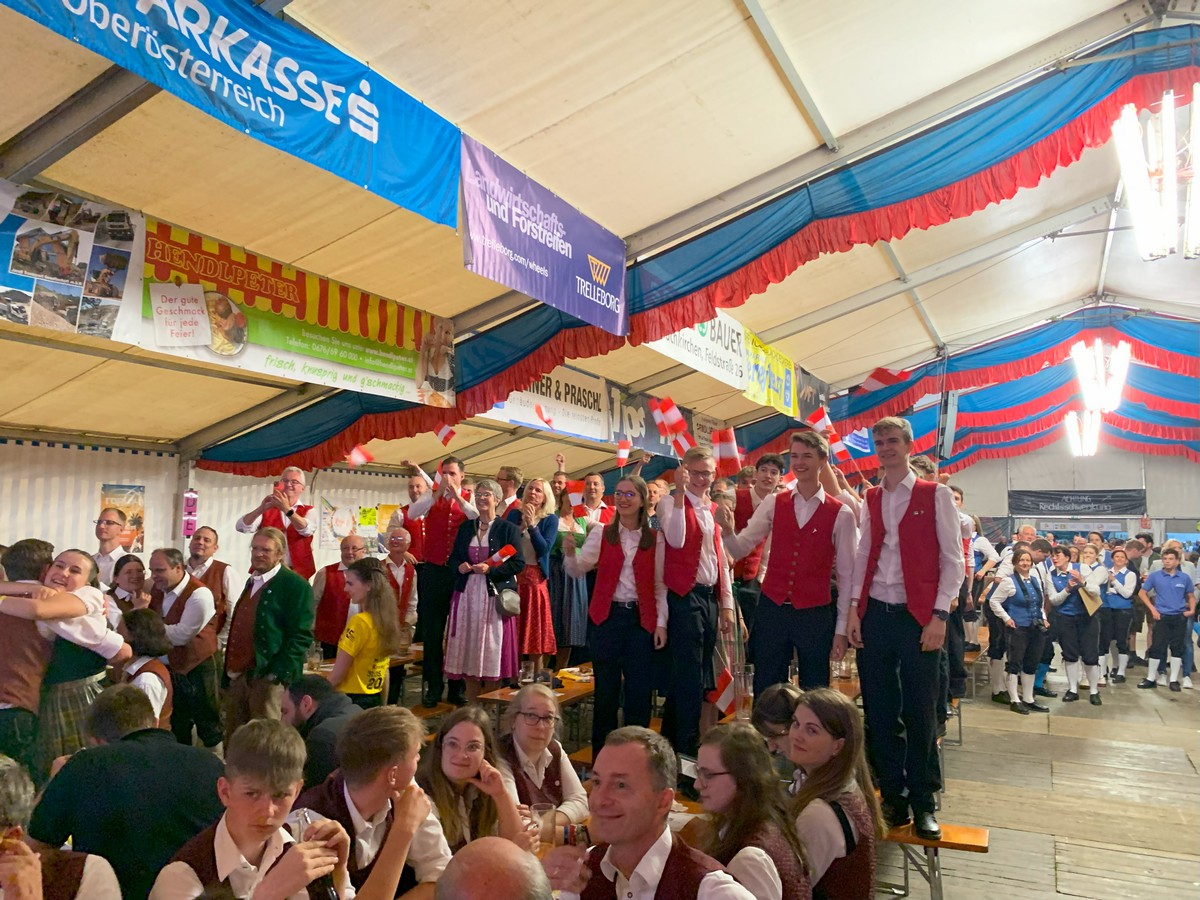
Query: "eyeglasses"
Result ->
[[693, 767, 731, 783], [687, 469, 714, 480], [613, 490, 638, 500], [94, 519, 121, 527], [280, 479, 305, 488], [517, 711, 559, 727], [760, 727, 790, 740]]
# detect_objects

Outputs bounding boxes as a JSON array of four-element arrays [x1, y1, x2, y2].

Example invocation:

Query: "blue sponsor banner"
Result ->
[[460, 134, 628, 336], [3, 0, 460, 227]]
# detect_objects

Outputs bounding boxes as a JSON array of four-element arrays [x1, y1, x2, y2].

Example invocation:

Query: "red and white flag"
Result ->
[[858, 366, 909, 393], [345, 445, 373, 467], [534, 403, 554, 429], [826, 427, 850, 463], [780, 469, 797, 489], [486, 544, 517, 567], [706, 667, 736, 716], [565, 480, 585, 507], [805, 406, 834, 433], [432, 460, 443, 489], [648, 398, 668, 438], [435, 423, 456, 446], [616, 439, 632, 466], [710, 427, 742, 477], [671, 430, 696, 457], [659, 398, 688, 434]]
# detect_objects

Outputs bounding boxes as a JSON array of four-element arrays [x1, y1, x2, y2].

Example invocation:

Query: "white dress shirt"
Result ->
[[988, 575, 1047, 626], [1108, 567, 1136, 599], [149, 815, 316, 900], [850, 471, 963, 613], [971, 535, 1000, 566], [725, 841, 782, 900], [658, 491, 735, 610], [405, 489, 479, 521], [559, 824, 754, 900], [795, 785, 861, 886], [722, 486, 858, 634], [428, 771, 520, 843], [94, 546, 133, 589], [160, 574, 217, 647], [126, 656, 169, 722], [496, 739, 590, 825], [188, 557, 240, 649], [106, 587, 134, 630], [578, 501, 610, 525], [564, 524, 668, 627], [77, 853, 123, 900], [236, 506, 317, 570], [385, 558, 420, 625], [15, 583, 127, 661]]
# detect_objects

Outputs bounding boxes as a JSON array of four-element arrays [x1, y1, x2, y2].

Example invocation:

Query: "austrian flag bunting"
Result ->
[[858, 366, 909, 393]]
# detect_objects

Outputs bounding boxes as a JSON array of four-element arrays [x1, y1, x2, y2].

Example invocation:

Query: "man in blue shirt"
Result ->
[[1136, 548, 1196, 692]]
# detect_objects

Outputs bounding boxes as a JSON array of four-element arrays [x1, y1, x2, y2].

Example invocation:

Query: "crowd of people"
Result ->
[[0, 419, 1195, 900]]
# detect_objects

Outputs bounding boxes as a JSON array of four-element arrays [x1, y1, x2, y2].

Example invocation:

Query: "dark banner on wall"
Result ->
[[1008, 489, 1146, 517]]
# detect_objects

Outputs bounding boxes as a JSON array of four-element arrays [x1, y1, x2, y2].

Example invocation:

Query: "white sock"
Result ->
[[1067, 660, 1081, 693], [1020, 673, 1035, 705], [991, 659, 1007, 695], [965, 621, 979, 643], [1146, 658, 1161, 681], [1169, 658, 1182, 683], [1117, 654, 1128, 676], [1086, 665, 1101, 695], [1007, 673, 1019, 703]]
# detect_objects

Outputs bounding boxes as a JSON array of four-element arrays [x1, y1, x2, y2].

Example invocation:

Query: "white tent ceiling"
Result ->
[[0, 0, 1196, 474]]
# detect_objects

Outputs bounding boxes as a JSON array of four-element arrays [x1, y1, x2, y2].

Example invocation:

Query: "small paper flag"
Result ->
[[436, 423, 456, 446], [345, 445, 374, 467]]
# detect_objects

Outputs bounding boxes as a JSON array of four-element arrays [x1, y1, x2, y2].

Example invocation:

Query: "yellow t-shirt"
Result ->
[[336, 612, 387, 695]]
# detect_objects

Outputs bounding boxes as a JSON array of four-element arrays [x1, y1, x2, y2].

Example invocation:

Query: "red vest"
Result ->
[[574, 503, 615, 525], [580, 835, 723, 900], [591, 530, 658, 634], [150, 575, 218, 675], [663, 496, 727, 599], [386, 558, 417, 623], [261, 505, 316, 579], [423, 495, 468, 567], [0, 615, 52, 713], [402, 504, 427, 562], [961, 536, 971, 576], [732, 489, 766, 581], [745, 823, 809, 900], [314, 564, 352, 646], [760, 492, 843, 608], [224, 581, 262, 676], [170, 820, 293, 891], [126, 658, 174, 732], [192, 558, 230, 632], [858, 480, 940, 626]]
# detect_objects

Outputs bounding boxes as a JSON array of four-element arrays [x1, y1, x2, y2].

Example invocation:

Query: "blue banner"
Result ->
[[3, 0, 460, 227], [460, 134, 628, 336]]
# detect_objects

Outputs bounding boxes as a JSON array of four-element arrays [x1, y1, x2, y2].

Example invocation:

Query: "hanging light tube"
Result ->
[[1101, 340, 1132, 412], [1082, 409, 1101, 456], [1065, 411, 1084, 456], [1160, 90, 1178, 255], [1113, 104, 1169, 260], [1185, 83, 1200, 258]]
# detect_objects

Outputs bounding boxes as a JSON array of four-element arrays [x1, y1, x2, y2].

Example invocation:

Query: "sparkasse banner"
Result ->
[[460, 134, 628, 337], [1, 0, 460, 226]]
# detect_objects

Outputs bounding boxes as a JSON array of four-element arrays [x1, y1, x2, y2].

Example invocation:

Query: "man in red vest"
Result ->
[[236, 466, 316, 580], [658, 447, 735, 758], [311, 534, 369, 659], [404, 456, 478, 708], [576, 473, 614, 525], [718, 433, 857, 694], [148, 548, 222, 750], [496, 465, 524, 517], [720, 452, 785, 656], [848, 417, 964, 841]]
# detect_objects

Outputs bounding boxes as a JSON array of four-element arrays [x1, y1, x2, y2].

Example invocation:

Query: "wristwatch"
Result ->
[[931, 609, 950, 622], [285, 507, 296, 518]]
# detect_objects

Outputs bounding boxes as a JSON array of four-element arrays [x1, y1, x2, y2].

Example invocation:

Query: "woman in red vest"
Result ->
[[695, 723, 810, 900], [786, 689, 883, 900], [563, 476, 667, 762], [497, 684, 589, 827]]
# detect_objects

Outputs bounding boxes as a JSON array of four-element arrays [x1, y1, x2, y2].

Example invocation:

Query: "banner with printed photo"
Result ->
[[0, 0, 460, 227], [795, 365, 832, 423], [100, 483, 146, 553], [480, 365, 611, 442], [461, 135, 628, 336], [646, 309, 747, 390], [607, 385, 689, 458], [376, 503, 401, 553], [0, 184, 146, 339], [111, 219, 455, 405], [318, 498, 359, 548], [743, 330, 797, 417]]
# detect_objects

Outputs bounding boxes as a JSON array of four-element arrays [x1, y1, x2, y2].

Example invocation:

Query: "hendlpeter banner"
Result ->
[[460, 134, 628, 336]]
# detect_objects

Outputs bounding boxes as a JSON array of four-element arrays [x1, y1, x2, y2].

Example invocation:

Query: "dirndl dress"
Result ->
[[444, 545, 518, 680], [517, 564, 557, 656]]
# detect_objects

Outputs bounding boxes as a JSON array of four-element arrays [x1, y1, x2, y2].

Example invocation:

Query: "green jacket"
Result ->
[[243, 565, 314, 685]]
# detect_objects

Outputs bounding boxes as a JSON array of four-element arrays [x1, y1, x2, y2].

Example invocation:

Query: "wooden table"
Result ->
[[479, 678, 595, 742]]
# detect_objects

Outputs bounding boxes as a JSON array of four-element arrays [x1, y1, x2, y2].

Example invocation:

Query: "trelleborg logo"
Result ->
[[587, 254, 612, 286]]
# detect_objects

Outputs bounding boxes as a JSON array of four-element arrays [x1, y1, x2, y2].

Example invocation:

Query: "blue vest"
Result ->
[[1003, 574, 1043, 627], [1051, 568, 1083, 617], [1101, 569, 1134, 610], [973, 547, 985, 571]]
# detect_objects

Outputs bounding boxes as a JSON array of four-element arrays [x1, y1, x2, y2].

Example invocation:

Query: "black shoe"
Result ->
[[1062, 690, 1079, 702], [964, 642, 981, 652], [991, 691, 1011, 705], [1024, 701, 1050, 713], [1111, 674, 1126, 684], [913, 811, 941, 841], [1089, 693, 1102, 706], [447, 691, 466, 707], [1169, 681, 1182, 692], [1034, 686, 1058, 698], [882, 799, 911, 830], [1047, 666, 1058, 673], [937, 721, 947, 737], [1130, 655, 1147, 667], [1010, 701, 1029, 715], [1136, 679, 1157, 689], [421, 688, 440, 709]]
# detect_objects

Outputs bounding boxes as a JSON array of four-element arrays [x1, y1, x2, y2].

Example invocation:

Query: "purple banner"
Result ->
[[461, 134, 628, 336]]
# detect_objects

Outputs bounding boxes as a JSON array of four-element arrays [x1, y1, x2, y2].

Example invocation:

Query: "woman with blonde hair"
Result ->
[[786, 689, 884, 900], [506, 477, 559, 675], [496, 683, 588, 826], [549, 481, 589, 671], [326, 557, 403, 709]]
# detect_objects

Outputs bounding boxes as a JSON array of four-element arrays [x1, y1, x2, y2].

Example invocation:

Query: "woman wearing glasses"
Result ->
[[497, 683, 588, 825], [695, 723, 810, 900], [786, 689, 883, 900], [563, 476, 667, 761]]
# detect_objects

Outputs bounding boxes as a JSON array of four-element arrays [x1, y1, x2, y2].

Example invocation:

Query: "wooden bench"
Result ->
[[408, 701, 455, 721], [567, 717, 662, 772], [880, 821, 989, 900]]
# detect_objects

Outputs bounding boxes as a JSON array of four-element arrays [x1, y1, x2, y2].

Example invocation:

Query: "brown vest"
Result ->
[[126, 657, 174, 733], [170, 819, 293, 893], [39, 846, 88, 900], [745, 822, 810, 900], [151, 575, 219, 675], [813, 790, 877, 900], [192, 558, 231, 630], [580, 834, 724, 900], [0, 616, 52, 712], [224, 580, 262, 676], [499, 734, 565, 808]]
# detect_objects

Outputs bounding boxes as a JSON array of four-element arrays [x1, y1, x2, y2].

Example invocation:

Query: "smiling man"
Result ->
[[237, 467, 317, 580]]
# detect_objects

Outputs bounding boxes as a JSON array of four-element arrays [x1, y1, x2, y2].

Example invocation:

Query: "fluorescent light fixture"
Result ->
[[1186, 84, 1200, 258], [1070, 338, 1131, 414], [1102, 340, 1131, 412], [1065, 411, 1084, 456], [1161, 91, 1178, 255], [1065, 409, 1103, 457]]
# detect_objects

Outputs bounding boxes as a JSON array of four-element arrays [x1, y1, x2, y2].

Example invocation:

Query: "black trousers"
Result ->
[[734, 578, 761, 663], [417, 563, 464, 699], [984, 598, 1008, 661], [751, 597, 834, 694], [1098, 607, 1133, 656], [1005, 625, 1045, 675], [0, 708, 39, 784], [1148, 613, 1187, 661], [172, 656, 222, 748], [858, 600, 942, 815], [945, 577, 969, 699], [346, 692, 384, 710], [589, 606, 655, 761], [1041, 612, 1059, 666], [664, 586, 718, 757], [1057, 612, 1100, 665]]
